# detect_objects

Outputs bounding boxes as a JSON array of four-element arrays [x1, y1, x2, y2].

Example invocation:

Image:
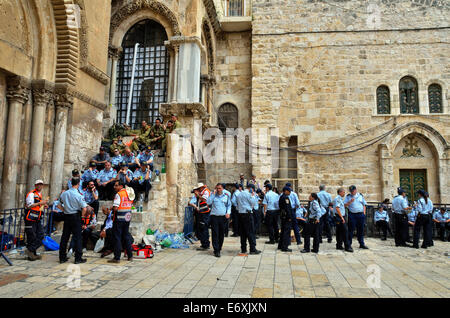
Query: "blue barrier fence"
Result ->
[[0, 207, 55, 266]]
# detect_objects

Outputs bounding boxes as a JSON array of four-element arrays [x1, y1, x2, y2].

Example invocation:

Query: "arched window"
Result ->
[[428, 84, 443, 113], [116, 19, 169, 129], [376, 85, 390, 114], [399, 76, 419, 114], [218, 103, 238, 133]]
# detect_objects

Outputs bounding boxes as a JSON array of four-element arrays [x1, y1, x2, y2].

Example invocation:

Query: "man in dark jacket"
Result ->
[[278, 186, 294, 252]]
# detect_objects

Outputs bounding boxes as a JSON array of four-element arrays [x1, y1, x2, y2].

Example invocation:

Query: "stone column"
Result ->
[[379, 143, 395, 201], [28, 80, 54, 189], [166, 133, 179, 216], [279, 136, 289, 179], [0, 76, 30, 210], [49, 92, 73, 200], [108, 46, 122, 113], [171, 45, 179, 103]]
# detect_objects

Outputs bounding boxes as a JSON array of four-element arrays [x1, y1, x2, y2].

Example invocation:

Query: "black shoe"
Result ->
[[336, 246, 344, 250], [265, 241, 275, 244], [319, 239, 323, 243], [359, 245, 369, 249], [74, 258, 87, 264], [231, 234, 239, 237], [421, 245, 427, 249], [274, 239, 279, 243], [214, 252, 221, 258], [345, 247, 354, 253], [312, 249, 319, 253], [327, 239, 332, 243], [412, 245, 419, 249], [297, 241, 302, 245], [240, 250, 247, 254], [196, 246, 209, 251], [250, 250, 261, 255], [255, 236, 259, 239], [301, 249, 310, 253], [381, 237, 387, 241], [59, 258, 69, 264], [281, 248, 292, 252], [144, 195, 149, 203]]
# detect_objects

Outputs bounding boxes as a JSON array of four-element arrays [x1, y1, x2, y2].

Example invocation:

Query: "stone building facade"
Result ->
[[0, 0, 448, 233]]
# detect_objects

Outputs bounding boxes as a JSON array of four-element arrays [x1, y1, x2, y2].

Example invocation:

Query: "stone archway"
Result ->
[[379, 122, 449, 203]]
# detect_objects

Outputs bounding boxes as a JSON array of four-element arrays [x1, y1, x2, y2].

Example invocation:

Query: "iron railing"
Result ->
[[224, 0, 244, 16]]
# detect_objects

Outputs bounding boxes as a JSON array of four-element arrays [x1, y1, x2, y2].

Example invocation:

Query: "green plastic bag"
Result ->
[[161, 238, 172, 247], [146, 229, 154, 235]]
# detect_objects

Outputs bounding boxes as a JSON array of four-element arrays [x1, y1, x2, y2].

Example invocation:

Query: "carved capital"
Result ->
[[165, 36, 206, 56], [108, 45, 123, 59], [32, 79, 55, 107], [54, 93, 74, 109], [6, 76, 31, 104]]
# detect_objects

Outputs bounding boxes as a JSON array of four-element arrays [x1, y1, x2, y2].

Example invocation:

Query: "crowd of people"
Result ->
[[188, 178, 449, 257]]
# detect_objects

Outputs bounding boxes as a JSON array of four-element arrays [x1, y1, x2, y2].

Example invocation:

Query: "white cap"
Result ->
[[195, 183, 205, 189], [35, 179, 44, 185]]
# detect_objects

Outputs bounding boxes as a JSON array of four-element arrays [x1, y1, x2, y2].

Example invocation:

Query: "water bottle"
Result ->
[[161, 162, 166, 173]]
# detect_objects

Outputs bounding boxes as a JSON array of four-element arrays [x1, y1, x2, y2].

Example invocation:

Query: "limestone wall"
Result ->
[[251, 0, 450, 202], [0, 73, 7, 195]]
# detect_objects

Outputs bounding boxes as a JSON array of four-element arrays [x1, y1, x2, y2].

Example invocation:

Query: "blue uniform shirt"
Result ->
[[60, 188, 87, 215], [137, 152, 154, 164], [408, 209, 418, 223], [289, 192, 300, 209], [189, 195, 197, 206], [97, 168, 117, 184], [207, 192, 231, 216], [344, 193, 367, 213], [317, 190, 332, 209], [433, 211, 449, 223], [117, 169, 134, 184], [263, 190, 280, 211], [51, 200, 63, 213], [111, 154, 123, 166], [231, 190, 241, 207], [392, 195, 409, 214], [308, 200, 322, 220], [236, 190, 258, 214], [332, 195, 346, 217], [133, 168, 151, 184], [122, 153, 135, 165], [374, 210, 389, 223], [81, 188, 98, 204], [417, 198, 433, 215], [296, 206, 307, 219], [81, 169, 98, 184]]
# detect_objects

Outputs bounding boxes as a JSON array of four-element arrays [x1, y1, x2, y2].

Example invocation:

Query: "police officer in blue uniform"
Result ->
[[332, 188, 353, 252], [317, 185, 333, 243], [392, 187, 411, 247], [207, 183, 231, 257], [58, 178, 87, 264], [432, 208, 450, 241], [344, 185, 369, 249], [230, 184, 241, 237], [301, 193, 323, 253], [236, 184, 261, 254], [263, 184, 280, 244], [413, 189, 433, 249], [285, 183, 301, 245], [278, 186, 294, 252]]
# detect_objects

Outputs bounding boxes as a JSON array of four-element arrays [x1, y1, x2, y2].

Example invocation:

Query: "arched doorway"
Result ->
[[115, 19, 169, 129], [393, 133, 438, 203]]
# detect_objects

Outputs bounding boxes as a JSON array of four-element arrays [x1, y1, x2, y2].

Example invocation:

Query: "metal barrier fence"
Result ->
[[0, 207, 55, 266]]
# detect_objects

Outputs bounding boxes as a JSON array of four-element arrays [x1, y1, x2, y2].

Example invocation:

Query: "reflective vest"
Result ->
[[25, 189, 43, 222], [82, 214, 92, 227], [113, 188, 132, 222], [198, 200, 210, 214]]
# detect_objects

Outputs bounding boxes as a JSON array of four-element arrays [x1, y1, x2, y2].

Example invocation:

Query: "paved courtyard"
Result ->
[[0, 236, 449, 298]]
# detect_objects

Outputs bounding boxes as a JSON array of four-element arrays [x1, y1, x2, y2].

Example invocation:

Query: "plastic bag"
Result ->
[[94, 238, 105, 253], [42, 236, 59, 251]]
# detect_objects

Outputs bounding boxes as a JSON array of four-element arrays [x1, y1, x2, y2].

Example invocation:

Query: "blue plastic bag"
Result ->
[[42, 236, 59, 251]]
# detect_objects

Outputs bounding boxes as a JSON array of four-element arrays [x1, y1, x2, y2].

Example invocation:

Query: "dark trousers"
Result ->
[[319, 210, 332, 241], [112, 221, 133, 260], [59, 213, 83, 261], [196, 212, 210, 248], [265, 210, 279, 242], [291, 212, 301, 244], [296, 219, 306, 238], [88, 200, 99, 218], [304, 220, 320, 252], [45, 212, 65, 234], [278, 217, 292, 251], [239, 213, 256, 252], [130, 179, 152, 197], [376, 220, 389, 239], [394, 213, 408, 245], [335, 217, 350, 249], [98, 182, 115, 200], [104, 228, 114, 251], [69, 227, 96, 249], [413, 214, 432, 248], [253, 208, 262, 237], [231, 206, 240, 235], [348, 212, 365, 247], [210, 215, 226, 253], [24, 219, 44, 254], [435, 222, 450, 241], [224, 217, 230, 237]]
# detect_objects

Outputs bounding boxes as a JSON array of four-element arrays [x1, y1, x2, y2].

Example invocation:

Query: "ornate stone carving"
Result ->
[[108, 45, 123, 59], [6, 76, 31, 104], [202, 19, 215, 76], [32, 80, 55, 106], [165, 36, 206, 55], [80, 64, 110, 85], [110, 0, 181, 45], [202, 0, 221, 34], [54, 92, 74, 109], [401, 136, 424, 158]]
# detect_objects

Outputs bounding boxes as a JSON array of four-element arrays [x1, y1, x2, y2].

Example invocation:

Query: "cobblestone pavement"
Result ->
[[0, 237, 449, 298]]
